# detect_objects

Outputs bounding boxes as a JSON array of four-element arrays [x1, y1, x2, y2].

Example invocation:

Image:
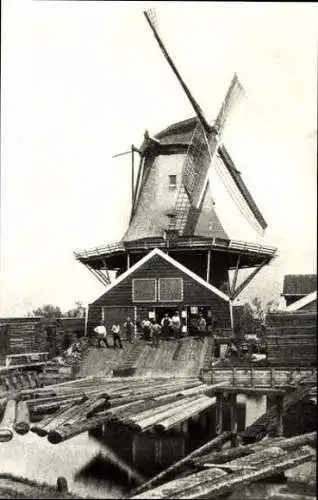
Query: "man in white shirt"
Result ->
[[111, 322, 123, 349], [94, 321, 109, 348], [171, 312, 181, 338]]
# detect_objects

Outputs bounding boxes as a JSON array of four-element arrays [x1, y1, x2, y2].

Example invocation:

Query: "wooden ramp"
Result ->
[[78, 339, 209, 379]]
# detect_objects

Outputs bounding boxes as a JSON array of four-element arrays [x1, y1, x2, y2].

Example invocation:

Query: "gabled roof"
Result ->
[[282, 274, 317, 296], [285, 291, 317, 312], [100, 247, 229, 302]]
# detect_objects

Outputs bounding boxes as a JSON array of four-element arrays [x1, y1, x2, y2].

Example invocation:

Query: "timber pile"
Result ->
[[130, 432, 316, 499], [265, 312, 317, 366], [0, 375, 222, 444]]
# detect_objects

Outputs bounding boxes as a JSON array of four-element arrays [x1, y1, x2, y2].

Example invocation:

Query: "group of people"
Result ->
[[94, 316, 135, 349], [93, 311, 210, 349]]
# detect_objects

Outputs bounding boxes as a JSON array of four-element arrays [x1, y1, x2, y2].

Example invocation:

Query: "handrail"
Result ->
[[74, 237, 277, 261]]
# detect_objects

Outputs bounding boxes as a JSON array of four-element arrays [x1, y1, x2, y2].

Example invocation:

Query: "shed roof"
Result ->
[[285, 291, 317, 312], [282, 274, 317, 296]]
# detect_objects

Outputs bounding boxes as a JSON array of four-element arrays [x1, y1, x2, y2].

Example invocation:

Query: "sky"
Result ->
[[1, 0, 317, 316]]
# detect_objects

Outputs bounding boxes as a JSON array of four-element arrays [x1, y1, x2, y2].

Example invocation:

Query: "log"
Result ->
[[47, 412, 112, 444], [192, 431, 317, 468], [31, 403, 73, 435], [154, 396, 216, 432], [126, 394, 202, 424], [35, 397, 87, 436], [126, 396, 200, 432], [129, 432, 233, 497], [268, 494, 317, 500], [109, 382, 201, 403], [131, 468, 227, 499], [14, 400, 30, 435], [174, 446, 315, 499], [0, 399, 16, 442], [29, 395, 87, 414]]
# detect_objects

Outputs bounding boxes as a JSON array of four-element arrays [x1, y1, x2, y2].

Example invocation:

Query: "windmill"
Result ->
[[74, 9, 277, 304]]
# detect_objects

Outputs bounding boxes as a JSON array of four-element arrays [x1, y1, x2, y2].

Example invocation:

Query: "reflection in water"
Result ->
[[0, 430, 125, 499]]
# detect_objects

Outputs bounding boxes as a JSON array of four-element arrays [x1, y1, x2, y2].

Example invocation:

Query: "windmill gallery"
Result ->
[[0, 8, 316, 500]]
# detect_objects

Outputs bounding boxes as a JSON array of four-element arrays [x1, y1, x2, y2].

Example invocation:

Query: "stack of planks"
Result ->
[[265, 312, 317, 366], [0, 376, 221, 445], [130, 432, 316, 499]]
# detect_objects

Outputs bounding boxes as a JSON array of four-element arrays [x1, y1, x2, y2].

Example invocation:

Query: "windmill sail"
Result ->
[[214, 73, 245, 136]]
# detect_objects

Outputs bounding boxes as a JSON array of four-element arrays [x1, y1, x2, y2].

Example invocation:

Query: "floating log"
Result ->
[[28, 395, 86, 414], [130, 432, 233, 497], [268, 494, 317, 500], [126, 396, 200, 432], [35, 398, 87, 436], [0, 399, 16, 442], [47, 412, 112, 444], [31, 403, 74, 435], [154, 396, 215, 432], [192, 431, 317, 468], [131, 468, 227, 499], [176, 446, 315, 499], [14, 400, 30, 435]]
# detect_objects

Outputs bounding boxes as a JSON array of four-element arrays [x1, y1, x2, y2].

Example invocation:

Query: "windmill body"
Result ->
[[74, 10, 277, 334]]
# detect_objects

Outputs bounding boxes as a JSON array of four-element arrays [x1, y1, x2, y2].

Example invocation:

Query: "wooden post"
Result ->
[[211, 369, 214, 385], [274, 394, 284, 437], [206, 250, 211, 283], [127, 253, 130, 270], [215, 393, 223, 436], [250, 368, 255, 387], [155, 438, 162, 465], [232, 368, 236, 386], [229, 393, 238, 447], [271, 368, 275, 387], [131, 145, 135, 206]]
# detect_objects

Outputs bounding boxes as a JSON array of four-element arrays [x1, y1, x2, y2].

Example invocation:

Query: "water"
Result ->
[[0, 431, 126, 498], [0, 396, 315, 498]]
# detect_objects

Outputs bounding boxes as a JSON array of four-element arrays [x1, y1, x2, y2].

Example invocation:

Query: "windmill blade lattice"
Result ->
[[214, 73, 246, 137]]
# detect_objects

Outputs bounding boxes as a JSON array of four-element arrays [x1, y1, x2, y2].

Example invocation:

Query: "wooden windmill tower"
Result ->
[[75, 10, 277, 332]]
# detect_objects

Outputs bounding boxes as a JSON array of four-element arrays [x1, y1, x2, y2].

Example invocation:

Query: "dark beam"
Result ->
[[230, 259, 268, 300], [85, 265, 108, 287], [230, 255, 240, 296]]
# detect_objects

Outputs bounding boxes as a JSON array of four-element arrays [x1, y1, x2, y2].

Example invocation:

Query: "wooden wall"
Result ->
[[88, 253, 231, 332], [265, 311, 317, 366]]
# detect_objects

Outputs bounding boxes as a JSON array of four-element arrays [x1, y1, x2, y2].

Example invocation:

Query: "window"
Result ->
[[132, 278, 157, 302], [158, 278, 183, 302], [169, 175, 177, 190]]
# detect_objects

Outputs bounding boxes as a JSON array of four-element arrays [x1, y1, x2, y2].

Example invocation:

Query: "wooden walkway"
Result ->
[[200, 366, 316, 388]]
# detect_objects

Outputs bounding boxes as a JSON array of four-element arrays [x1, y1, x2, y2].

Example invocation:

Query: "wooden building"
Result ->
[[87, 248, 231, 336], [282, 274, 317, 308]]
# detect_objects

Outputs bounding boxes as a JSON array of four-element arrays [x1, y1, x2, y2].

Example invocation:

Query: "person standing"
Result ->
[[141, 318, 153, 342], [151, 319, 161, 348], [161, 313, 172, 339], [123, 316, 135, 344], [94, 321, 109, 349], [197, 313, 207, 341], [171, 311, 181, 338], [111, 322, 123, 349]]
